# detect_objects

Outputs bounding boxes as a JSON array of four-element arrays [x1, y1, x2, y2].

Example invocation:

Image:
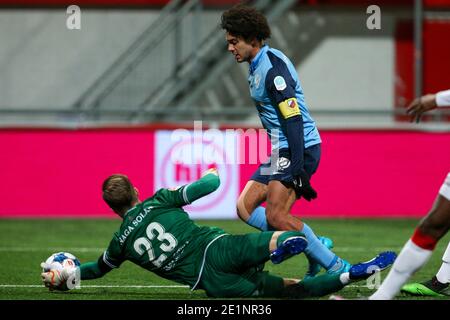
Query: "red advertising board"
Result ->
[[1, 128, 448, 218]]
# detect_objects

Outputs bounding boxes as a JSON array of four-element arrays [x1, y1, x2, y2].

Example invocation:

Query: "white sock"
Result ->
[[436, 242, 450, 284], [339, 273, 351, 285], [369, 239, 433, 300]]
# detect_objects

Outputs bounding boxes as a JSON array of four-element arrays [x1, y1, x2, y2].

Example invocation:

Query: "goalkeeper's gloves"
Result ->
[[41, 263, 78, 291], [202, 167, 219, 177], [292, 170, 317, 201]]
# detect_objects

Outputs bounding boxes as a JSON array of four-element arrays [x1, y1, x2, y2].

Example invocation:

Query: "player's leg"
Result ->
[[205, 231, 307, 273], [256, 272, 364, 298], [265, 179, 349, 274], [238, 145, 348, 275], [434, 241, 450, 291], [199, 267, 351, 298], [400, 193, 450, 297], [279, 251, 397, 299], [218, 271, 344, 298], [267, 145, 350, 275], [401, 241, 450, 296], [236, 179, 270, 231], [417, 173, 450, 240], [237, 179, 336, 275], [266, 180, 300, 230], [200, 267, 345, 298], [371, 174, 450, 300], [252, 253, 396, 299], [198, 231, 307, 298], [424, 174, 450, 291], [200, 234, 395, 298]]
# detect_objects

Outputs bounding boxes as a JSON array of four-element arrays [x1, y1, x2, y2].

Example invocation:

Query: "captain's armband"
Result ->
[[278, 98, 301, 119]]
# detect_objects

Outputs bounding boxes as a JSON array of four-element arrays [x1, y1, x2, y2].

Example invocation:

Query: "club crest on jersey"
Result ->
[[274, 76, 287, 91], [276, 157, 291, 171], [287, 98, 297, 109]]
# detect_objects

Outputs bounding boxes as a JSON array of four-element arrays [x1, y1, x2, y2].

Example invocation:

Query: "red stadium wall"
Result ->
[[395, 19, 450, 121], [1, 128, 449, 218], [0, 129, 155, 218]]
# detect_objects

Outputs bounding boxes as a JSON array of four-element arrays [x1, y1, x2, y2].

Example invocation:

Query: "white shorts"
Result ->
[[439, 172, 450, 201]]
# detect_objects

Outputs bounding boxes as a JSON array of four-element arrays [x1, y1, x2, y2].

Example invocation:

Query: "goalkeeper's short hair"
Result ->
[[102, 174, 137, 213]]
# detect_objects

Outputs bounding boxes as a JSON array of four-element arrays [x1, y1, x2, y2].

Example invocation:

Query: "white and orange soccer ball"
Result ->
[[42, 252, 81, 272]]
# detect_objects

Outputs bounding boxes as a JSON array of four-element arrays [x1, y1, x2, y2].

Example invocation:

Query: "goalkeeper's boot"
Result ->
[[401, 277, 450, 297], [270, 236, 308, 264], [303, 236, 334, 280], [349, 251, 397, 280]]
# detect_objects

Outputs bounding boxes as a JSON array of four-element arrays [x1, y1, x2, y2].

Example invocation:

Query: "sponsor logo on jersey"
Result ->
[[274, 76, 287, 91], [162, 241, 188, 271]]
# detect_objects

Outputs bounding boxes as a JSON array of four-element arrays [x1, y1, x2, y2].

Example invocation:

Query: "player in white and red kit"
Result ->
[[370, 89, 450, 299]]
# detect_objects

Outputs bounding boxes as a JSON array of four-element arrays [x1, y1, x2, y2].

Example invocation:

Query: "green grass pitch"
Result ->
[[0, 218, 449, 300]]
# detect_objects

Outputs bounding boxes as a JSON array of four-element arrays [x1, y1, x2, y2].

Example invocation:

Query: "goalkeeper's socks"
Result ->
[[284, 274, 345, 298], [369, 239, 433, 300], [247, 206, 270, 231], [301, 223, 337, 269], [436, 242, 450, 284]]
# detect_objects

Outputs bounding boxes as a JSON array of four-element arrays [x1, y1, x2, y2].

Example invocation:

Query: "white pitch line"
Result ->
[[0, 285, 43, 288], [0, 284, 188, 288]]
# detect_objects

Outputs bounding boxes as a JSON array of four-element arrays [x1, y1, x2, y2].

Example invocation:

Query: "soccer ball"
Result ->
[[42, 252, 81, 272]]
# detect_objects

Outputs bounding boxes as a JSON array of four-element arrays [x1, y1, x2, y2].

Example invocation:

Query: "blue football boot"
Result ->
[[270, 236, 308, 264], [349, 251, 397, 280]]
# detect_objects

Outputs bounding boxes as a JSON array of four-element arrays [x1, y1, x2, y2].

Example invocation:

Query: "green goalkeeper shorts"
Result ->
[[197, 232, 285, 298]]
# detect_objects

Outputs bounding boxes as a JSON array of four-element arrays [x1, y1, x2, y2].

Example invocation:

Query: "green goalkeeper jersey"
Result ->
[[101, 172, 227, 289]]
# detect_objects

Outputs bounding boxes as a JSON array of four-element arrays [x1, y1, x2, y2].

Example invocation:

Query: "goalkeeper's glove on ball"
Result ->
[[41, 263, 77, 291]]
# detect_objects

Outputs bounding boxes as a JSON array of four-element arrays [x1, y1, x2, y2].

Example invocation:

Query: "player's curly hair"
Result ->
[[102, 174, 137, 214], [221, 3, 271, 42]]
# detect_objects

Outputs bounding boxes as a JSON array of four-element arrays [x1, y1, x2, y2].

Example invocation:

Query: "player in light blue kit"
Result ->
[[221, 4, 351, 278]]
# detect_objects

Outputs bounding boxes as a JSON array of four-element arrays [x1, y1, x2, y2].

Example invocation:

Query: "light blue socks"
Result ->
[[301, 223, 338, 269], [247, 206, 270, 231], [246, 208, 341, 270]]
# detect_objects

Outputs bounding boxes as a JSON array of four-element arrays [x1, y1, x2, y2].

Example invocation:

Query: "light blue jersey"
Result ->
[[248, 45, 321, 151]]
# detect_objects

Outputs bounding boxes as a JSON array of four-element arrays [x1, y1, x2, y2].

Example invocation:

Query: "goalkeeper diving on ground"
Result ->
[[41, 168, 396, 298]]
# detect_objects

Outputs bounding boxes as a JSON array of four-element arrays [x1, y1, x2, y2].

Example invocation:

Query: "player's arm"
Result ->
[[42, 238, 123, 290], [79, 237, 123, 280], [266, 69, 304, 175], [41, 254, 115, 290], [155, 168, 220, 207], [79, 252, 117, 280], [407, 89, 450, 122], [183, 168, 220, 203], [266, 68, 316, 201]]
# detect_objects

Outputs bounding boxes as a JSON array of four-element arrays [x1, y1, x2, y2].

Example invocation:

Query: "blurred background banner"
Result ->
[[0, 128, 155, 218], [0, 0, 449, 218], [154, 130, 239, 219], [1, 127, 449, 218]]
